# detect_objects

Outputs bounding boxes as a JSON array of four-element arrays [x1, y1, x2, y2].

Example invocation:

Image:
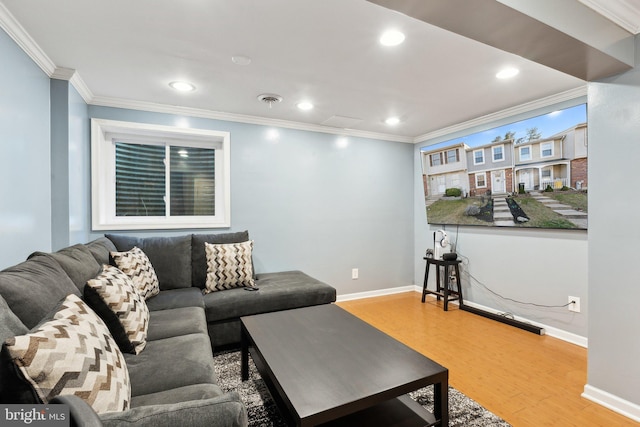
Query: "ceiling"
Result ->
[[0, 0, 638, 142]]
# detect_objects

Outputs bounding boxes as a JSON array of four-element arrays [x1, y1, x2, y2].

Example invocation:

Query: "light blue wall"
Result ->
[[67, 84, 90, 245], [0, 29, 51, 267], [587, 35, 640, 409], [87, 106, 415, 295], [50, 79, 70, 249], [414, 97, 589, 340]]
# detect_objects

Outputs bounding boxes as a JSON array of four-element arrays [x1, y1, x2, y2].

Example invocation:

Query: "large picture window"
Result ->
[[91, 119, 230, 230]]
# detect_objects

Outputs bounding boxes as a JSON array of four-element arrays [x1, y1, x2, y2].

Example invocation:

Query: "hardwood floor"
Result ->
[[337, 292, 639, 427]]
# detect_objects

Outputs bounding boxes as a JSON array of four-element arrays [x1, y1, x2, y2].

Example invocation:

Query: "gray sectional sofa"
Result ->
[[0, 231, 336, 426]]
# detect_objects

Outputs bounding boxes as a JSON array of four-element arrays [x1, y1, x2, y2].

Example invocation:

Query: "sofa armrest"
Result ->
[[98, 392, 248, 427], [49, 395, 103, 427]]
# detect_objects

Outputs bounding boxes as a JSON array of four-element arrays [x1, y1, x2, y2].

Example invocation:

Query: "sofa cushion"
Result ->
[[0, 295, 29, 403], [192, 231, 251, 289], [130, 383, 223, 408], [111, 247, 160, 300], [147, 307, 207, 341], [204, 270, 336, 322], [107, 234, 192, 290], [85, 265, 150, 354], [204, 241, 255, 293], [0, 255, 81, 329], [29, 244, 102, 293], [86, 237, 118, 265], [2, 294, 131, 413], [145, 288, 204, 312], [124, 333, 216, 397]]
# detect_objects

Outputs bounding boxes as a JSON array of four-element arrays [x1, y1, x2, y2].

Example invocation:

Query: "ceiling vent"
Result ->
[[257, 93, 283, 108]]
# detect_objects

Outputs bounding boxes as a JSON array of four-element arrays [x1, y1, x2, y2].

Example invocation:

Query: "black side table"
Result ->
[[422, 257, 464, 311]]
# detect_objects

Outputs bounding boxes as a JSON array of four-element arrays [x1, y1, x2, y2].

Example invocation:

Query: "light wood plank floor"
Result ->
[[337, 292, 639, 427]]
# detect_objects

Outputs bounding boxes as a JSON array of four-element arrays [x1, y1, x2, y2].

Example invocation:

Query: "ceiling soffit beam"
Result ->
[[367, 0, 634, 81]]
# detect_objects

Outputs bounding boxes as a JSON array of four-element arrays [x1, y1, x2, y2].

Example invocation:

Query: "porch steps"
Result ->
[[529, 192, 587, 227], [492, 197, 515, 227]]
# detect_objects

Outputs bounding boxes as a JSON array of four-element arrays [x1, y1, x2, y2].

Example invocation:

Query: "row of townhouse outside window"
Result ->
[[422, 123, 587, 199]]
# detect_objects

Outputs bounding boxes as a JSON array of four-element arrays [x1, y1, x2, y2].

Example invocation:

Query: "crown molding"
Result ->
[[413, 85, 588, 144], [0, 2, 56, 75], [90, 96, 414, 143], [578, 0, 640, 34]]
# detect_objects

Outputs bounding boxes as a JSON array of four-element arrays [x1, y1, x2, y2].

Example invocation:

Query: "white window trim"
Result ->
[[473, 149, 485, 165], [91, 118, 231, 230], [540, 142, 554, 158], [492, 144, 505, 162], [475, 173, 487, 188], [519, 145, 532, 161]]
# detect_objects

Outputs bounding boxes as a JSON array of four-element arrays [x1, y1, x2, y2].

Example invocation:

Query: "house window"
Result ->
[[541, 142, 553, 157], [493, 145, 504, 162], [519, 146, 531, 161], [473, 149, 484, 165], [541, 168, 552, 179], [91, 119, 230, 230], [430, 153, 442, 166], [475, 173, 486, 188], [445, 149, 459, 164]]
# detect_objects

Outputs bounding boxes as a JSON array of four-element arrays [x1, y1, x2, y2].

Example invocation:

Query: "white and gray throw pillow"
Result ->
[[3, 294, 131, 413], [111, 247, 160, 299], [85, 265, 150, 354], [204, 240, 256, 292]]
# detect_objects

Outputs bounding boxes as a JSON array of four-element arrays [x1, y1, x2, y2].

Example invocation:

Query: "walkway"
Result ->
[[529, 191, 588, 228]]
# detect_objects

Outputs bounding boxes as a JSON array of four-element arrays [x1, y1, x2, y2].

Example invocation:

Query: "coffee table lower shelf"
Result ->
[[317, 394, 437, 427]]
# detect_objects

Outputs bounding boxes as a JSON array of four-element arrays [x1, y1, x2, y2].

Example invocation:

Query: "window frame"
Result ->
[[445, 149, 459, 164], [519, 145, 532, 161], [540, 142, 554, 158], [430, 152, 442, 167], [473, 149, 485, 165], [492, 144, 504, 162], [475, 173, 486, 188], [91, 118, 231, 230]]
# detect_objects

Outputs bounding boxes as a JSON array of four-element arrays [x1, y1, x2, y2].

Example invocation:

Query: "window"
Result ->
[[445, 149, 459, 164], [492, 145, 504, 162], [91, 119, 230, 230], [475, 173, 486, 188], [519, 146, 531, 161], [540, 142, 553, 157], [473, 149, 484, 165], [541, 168, 552, 179], [430, 153, 442, 166]]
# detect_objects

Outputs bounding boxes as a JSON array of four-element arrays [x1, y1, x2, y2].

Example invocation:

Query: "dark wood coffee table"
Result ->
[[241, 304, 448, 426]]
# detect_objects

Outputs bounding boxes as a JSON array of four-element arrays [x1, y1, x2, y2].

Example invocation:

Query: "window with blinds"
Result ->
[[91, 118, 230, 230]]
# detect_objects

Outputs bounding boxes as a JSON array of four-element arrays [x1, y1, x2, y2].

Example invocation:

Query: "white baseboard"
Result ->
[[336, 285, 416, 302], [338, 285, 588, 348], [582, 385, 640, 423]]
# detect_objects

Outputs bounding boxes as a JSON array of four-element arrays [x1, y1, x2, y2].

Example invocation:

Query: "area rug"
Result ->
[[213, 351, 511, 427]]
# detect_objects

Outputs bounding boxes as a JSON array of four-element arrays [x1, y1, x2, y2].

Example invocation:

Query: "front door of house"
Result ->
[[491, 170, 505, 193]]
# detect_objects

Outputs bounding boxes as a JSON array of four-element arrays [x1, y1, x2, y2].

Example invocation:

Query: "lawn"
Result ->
[[427, 198, 492, 226], [514, 196, 577, 229], [545, 191, 588, 212]]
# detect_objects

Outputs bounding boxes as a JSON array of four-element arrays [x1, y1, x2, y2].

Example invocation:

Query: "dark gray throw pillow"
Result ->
[[191, 231, 252, 288], [106, 234, 192, 290], [0, 255, 80, 329]]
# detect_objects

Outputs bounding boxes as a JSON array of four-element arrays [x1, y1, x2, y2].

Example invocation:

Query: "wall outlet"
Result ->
[[568, 296, 581, 313], [351, 268, 359, 280]]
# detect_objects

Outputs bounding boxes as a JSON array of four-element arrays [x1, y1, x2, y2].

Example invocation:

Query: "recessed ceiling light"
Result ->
[[379, 30, 405, 47], [496, 67, 519, 79], [385, 117, 400, 125], [169, 81, 196, 92], [232, 55, 252, 66], [297, 101, 314, 111]]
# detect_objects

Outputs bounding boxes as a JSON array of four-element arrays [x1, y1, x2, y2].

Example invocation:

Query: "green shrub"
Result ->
[[445, 188, 462, 197], [544, 185, 554, 192], [561, 186, 570, 191]]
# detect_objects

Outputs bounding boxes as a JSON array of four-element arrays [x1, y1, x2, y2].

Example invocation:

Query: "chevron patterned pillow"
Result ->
[[3, 294, 131, 413], [204, 240, 256, 292], [111, 247, 160, 299], [85, 265, 150, 354]]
